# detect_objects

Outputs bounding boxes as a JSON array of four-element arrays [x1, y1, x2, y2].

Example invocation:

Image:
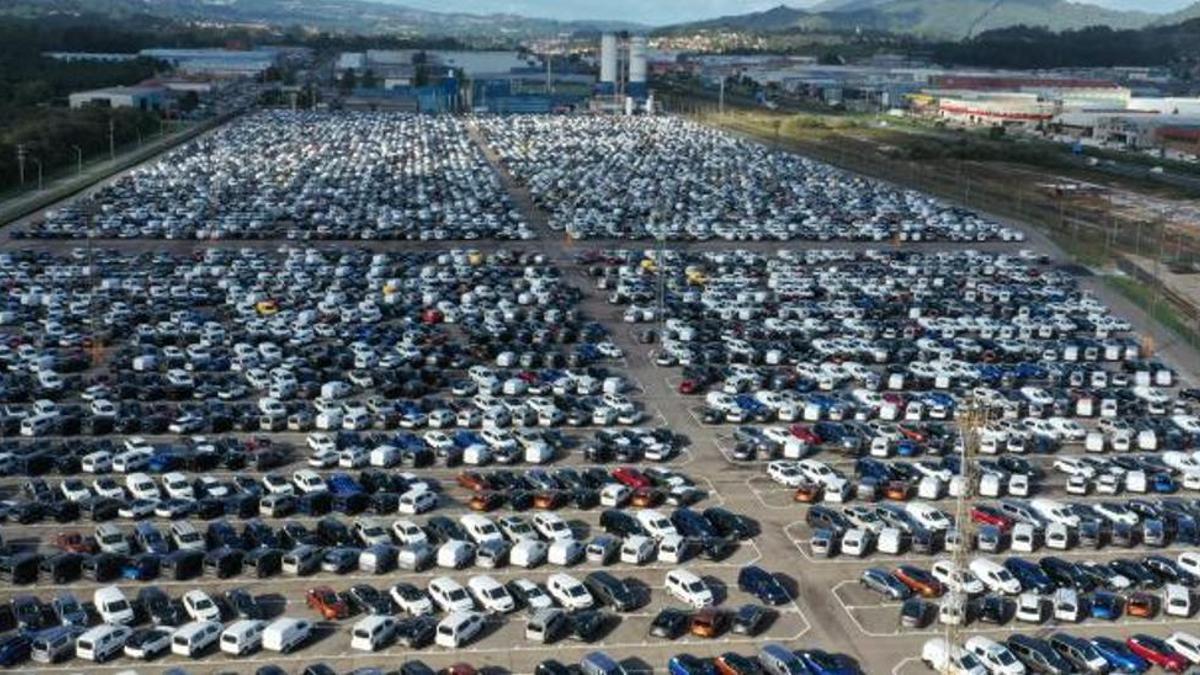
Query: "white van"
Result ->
[[437, 540, 475, 569], [665, 569, 713, 608], [922, 637, 987, 675], [510, 539, 548, 568], [525, 608, 568, 644], [969, 559, 1021, 595], [369, 444, 400, 468], [261, 617, 312, 653], [220, 619, 266, 655], [429, 576, 475, 613], [635, 510, 677, 539], [620, 535, 656, 564], [170, 521, 205, 552], [1166, 584, 1195, 618], [350, 615, 397, 651], [76, 624, 132, 662], [1053, 588, 1082, 622], [81, 450, 113, 473], [94, 586, 135, 624], [435, 611, 485, 648], [170, 620, 222, 657], [20, 413, 57, 437], [548, 539, 585, 566], [905, 502, 952, 531], [657, 534, 693, 564]]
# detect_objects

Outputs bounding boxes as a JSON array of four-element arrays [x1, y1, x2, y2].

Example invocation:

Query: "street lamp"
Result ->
[[29, 156, 43, 191], [71, 145, 83, 175]]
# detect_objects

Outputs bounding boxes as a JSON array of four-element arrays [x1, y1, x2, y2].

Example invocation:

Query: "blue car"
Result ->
[[122, 554, 160, 581], [737, 565, 790, 605], [0, 634, 29, 667], [1089, 591, 1123, 620], [798, 650, 857, 675], [1090, 636, 1149, 673], [1003, 557, 1056, 595], [1151, 473, 1177, 493], [668, 654, 715, 675]]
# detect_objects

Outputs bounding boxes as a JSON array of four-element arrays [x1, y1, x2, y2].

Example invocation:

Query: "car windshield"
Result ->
[[568, 586, 586, 597], [448, 589, 467, 601], [108, 600, 129, 612]]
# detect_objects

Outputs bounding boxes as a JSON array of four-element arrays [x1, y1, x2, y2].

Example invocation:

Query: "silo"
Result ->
[[600, 33, 618, 89], [628, 35, 647, 98]]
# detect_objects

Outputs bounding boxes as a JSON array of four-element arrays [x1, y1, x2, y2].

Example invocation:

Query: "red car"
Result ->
[[789, 424, 822, 446], [54, 532, 97, 554], [456, 472, 490, 492], [612, 467, 651, 490], [892, 565, 944, 598], [678, 380, 700, 395], [1127, 634, 1188, 672], [897, 424, 928, 444], [306, 586, 349, 620], [970, 505, 1014, 532]]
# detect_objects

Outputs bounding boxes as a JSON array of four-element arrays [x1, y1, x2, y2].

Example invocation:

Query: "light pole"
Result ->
[[29, 156, 43, 191], [71, 145, 83, 175]]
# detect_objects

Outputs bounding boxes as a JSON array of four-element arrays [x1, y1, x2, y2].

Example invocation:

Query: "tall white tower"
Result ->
[[600, 33, 618, 87]]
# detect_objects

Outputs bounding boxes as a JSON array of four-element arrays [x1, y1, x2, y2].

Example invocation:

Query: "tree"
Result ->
[[338, 69, 357, 93], [359, 69, 379, 89], [178, 90, 199, 112]]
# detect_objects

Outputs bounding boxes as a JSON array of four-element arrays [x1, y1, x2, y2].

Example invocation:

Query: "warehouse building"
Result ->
[[68, 85, 166, 111]]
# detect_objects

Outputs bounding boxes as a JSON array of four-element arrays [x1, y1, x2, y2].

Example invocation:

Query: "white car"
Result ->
[[307, 433, 337, 453], [1091, 502, 1139, 526], [389, 583, 433, 615], [60, 479, 92, 502], [183, 589, 221, 622], [1052, 456, 1095, 478], [292, 470, 327, 494], [428, 576, 475, 613], [964, 636, 1026, 675], [766, 461, 805, 487], [508, 578, 553, 611], [308, 449, 339, 468], [391, 519, 428, 546], [922, 637, 988, 675], [930, 560, 985, 596], [531, 513, 573, 542], [161, 472, 194, 500], [125, 473, 161, 501], [467, 575, 516, 613], [664, 569, 713, 608], [546, 573, 593, 610]]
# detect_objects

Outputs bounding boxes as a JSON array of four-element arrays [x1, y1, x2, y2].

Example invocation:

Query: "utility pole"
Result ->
[[30, 156, 43, 191], [944, 399, 986, 672], [72, 145, 83, 176], [16, 144, 26, 185], [108, 118, 115, 161], [718, 78, 725, 116]]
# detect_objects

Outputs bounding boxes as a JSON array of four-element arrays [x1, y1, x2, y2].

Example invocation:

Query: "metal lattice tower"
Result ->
[[944, 398, 988, 667]]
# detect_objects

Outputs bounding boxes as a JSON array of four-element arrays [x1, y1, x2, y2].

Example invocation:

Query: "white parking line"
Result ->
[[892, 657, 919, 675], [744, 477, 795, 511]]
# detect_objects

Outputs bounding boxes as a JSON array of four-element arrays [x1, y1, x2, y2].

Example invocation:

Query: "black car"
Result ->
[[567, 609, 608, 642], [1143, 555, 1198, 586], [972, 595, 1013, 624], [395, 615, 436, 648], [224, 588, 262, 620], [704, 507, 756, 539], [1109, 558, 1161, 588], [584, 572, 638, 612], [345, 584, 392, 615], [730, 603, 772, 635], [424, 516, 467, 544], [138, 586, 184, 626], [599, 509, 644, 537], [649, 607, 689, 639]]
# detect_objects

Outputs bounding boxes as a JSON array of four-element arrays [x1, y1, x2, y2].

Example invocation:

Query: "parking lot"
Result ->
[[0, 111, 1196, 675]]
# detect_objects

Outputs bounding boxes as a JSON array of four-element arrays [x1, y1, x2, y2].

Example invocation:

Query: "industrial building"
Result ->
[[68, 86, 166, 111], [593, 32, 651, 114], [138, 48, 289, 78]]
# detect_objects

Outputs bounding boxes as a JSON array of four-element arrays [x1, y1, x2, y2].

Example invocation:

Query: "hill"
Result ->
[[0, 0, 644, 39], [658, 0, 1156, 39]]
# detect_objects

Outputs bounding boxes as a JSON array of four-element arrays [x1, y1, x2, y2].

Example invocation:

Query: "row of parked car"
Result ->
[[25, 112, 531, 240], [924, 631, 1200, 675], [478, 116, 1020, 243]]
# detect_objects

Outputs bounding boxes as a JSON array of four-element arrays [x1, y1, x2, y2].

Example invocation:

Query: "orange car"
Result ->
[[305, 586, 348, 620], [893, 565, 943, 598], [689, 607, 729, 638], [793, 482, 822, 503], [714, 652, 760, 675], [1127, 592, 1158, 618], [456, 472, 489, 492], [884, 480, 913, 501], [55, 532, 97, 554], [533, 490, 565, 510], [468, 491, 503, 512]]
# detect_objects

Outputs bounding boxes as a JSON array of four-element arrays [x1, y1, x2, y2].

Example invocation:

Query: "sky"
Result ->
[[388, 0, 1195, 24], [388, 0, 1195, 25]]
